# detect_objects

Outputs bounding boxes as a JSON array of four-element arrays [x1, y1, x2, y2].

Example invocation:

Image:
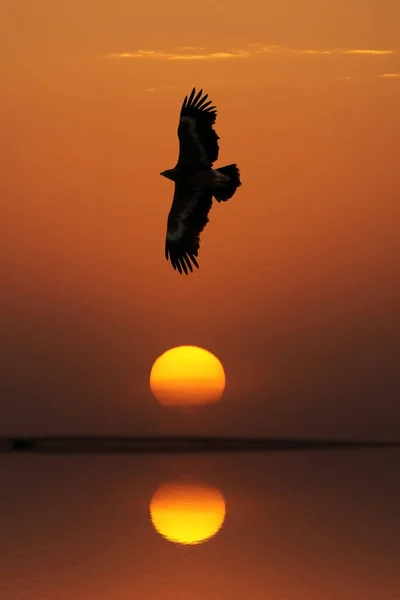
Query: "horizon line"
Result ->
[[1, 435, 398, 454]]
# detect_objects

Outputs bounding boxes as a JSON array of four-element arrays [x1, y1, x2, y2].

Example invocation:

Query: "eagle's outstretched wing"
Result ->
[[165, 183, 213, 275], [176, 88, 219, 169]]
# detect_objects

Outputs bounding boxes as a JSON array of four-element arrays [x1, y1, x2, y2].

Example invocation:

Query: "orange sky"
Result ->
[[1, 0, 399, 437]]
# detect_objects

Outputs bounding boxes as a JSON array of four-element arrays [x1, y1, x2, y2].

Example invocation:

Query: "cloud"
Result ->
[[250, 44, 396, 56], [107, 45, 397, 61], [109, 49, 250, 61], [380, 73, 400, 78], [296, 49, 333, 55], [177, 45, 205, 51], [344, 49, 394, 55]]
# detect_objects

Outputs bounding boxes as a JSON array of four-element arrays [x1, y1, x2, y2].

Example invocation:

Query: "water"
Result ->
[[1, 450, 399, 599]]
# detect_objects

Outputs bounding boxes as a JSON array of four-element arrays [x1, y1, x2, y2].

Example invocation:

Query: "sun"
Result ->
[[150, 345, 226, 408], [149, 481, 226, 545]]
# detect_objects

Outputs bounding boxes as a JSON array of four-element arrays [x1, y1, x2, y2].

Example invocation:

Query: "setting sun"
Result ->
[[149, 481, 226, 545], [149, 346, 226, 408]]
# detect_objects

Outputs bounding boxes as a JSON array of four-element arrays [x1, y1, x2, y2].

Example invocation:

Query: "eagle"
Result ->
[[161, 88, 242, 275]]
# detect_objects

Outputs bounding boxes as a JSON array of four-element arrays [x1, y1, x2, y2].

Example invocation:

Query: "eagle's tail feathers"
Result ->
[[213, 164, 242, 202]]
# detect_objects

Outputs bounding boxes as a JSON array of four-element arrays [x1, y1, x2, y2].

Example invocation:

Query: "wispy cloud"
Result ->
[[177, 45, 205, 51], [344, 49, 394, 55], [251, 44, 396, 56], [109, 49, 250, 61], [108, 44, 397, 61], [380, 73, 400, 78]]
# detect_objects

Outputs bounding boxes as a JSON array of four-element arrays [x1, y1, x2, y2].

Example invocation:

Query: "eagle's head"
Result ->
[[160, 168, 178, 181]]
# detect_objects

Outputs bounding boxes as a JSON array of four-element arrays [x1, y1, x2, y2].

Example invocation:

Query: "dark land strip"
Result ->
[[1, 436, 399, 454]]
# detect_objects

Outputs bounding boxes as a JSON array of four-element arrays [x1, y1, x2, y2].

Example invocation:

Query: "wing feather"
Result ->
[[176, 87, 219, 168], [165, 183, 213, 275]]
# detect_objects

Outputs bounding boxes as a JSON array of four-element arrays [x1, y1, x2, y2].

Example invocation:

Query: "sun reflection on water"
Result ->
[[149, 481, 226, 545]]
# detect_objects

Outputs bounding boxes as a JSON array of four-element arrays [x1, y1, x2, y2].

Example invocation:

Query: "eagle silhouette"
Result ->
[[161, 88, 242, 275]]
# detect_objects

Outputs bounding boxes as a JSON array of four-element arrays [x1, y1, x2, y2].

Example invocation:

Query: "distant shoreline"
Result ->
[[1, 436, 398, 454]]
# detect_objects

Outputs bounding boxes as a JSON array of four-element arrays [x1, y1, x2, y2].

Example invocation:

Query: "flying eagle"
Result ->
[[161, 88, 242, 275]]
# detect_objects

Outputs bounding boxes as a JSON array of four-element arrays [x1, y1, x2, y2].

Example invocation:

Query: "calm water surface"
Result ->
[[1, 450, 399, 599]]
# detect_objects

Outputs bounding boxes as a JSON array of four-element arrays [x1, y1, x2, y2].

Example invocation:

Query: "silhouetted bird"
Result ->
[[161, 88, 242, 274]]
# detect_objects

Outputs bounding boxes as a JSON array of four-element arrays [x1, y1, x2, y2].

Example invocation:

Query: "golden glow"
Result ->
[[150, 346, 226, 408], [149, 482, 226, 545]]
